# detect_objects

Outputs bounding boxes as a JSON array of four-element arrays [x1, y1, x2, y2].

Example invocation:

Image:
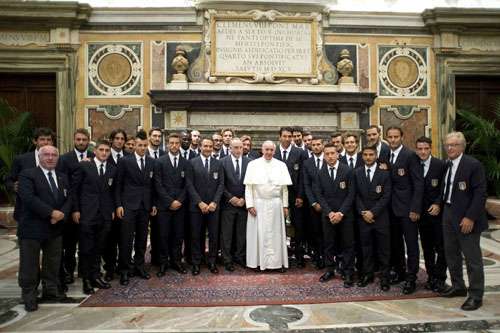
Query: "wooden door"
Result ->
[[0, 72, 57, 132]]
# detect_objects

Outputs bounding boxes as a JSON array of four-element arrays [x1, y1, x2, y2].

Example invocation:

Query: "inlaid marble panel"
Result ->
[[85, 105, 143, 140], [379, 105, 430, 149]]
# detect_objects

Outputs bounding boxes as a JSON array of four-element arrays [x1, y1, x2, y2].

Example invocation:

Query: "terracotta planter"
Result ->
[[0, 205, 16, 228], [486, 197, 500, 220]]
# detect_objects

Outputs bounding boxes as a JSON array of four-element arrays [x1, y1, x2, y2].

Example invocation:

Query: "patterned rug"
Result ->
[[80, 265, 437, 307]]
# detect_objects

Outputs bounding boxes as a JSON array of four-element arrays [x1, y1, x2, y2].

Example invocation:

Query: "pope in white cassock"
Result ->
[[244, 140, 292, 271]]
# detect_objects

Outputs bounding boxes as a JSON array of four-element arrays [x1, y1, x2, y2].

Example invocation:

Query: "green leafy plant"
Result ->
[[0, 98, 33, 204], [457, 98, 500, 197]]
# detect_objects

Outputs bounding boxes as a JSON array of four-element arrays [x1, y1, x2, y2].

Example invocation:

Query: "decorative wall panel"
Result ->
[[85, 105, 143, 140], [379, 105, 431, 149]]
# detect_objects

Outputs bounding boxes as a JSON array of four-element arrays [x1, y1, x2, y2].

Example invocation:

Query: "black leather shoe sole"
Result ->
[[440, 288, 468, 298]]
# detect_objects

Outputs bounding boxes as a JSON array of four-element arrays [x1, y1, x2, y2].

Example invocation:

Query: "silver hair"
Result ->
[[445, 131, 467, 148], [230, 138, 242, 146], [262, 140, 276, 149]]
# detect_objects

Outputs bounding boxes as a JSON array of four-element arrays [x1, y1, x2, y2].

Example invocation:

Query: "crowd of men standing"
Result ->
[[5, 124, 488, 313]]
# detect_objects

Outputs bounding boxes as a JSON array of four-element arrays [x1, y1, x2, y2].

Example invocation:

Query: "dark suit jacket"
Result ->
[[180, 149, 197, 160], [389, 146, 424, 217], [219, 146, 231, 159], [5, 151, 37, 221], [186, 156, 224, 213], [154, 154, 189, 211], [443, 154, 488, 233], [313, 162, 355, 219], [274, 146, 307, 201], [340, 152, 364, 169], [422, 156, 446, 212], [245, 150, 261, 160], [378, 142, 391, 164], [115, 154, 155, 211], [302, 156, 321, 205], [17, 167, 71, 240], [147, 148, 166, 159], [354, 165, 392, 224], [221, 155, 249, 209], [57, 149, 95, 178], [71, 160, 116, 223], [107, 150, 130, 167]]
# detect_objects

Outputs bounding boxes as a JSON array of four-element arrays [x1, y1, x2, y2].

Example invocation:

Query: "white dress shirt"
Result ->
[[111, 148, 124, 163], [35, 149, 40, 167], [135, 152, 146, 170], [169, 152, 180, 167], [75, 148, 88, 162], [390, 144, 403, 164], [421, 156, 431, 178], [201, 155, 211, 170], [444, 153, 463, 204], [279, 145, 291, 161], [327, 160, 339, 180], [364, 162, 377, 182], [231, 154, 242, 172], [148, 146, 160, 159], [345, 152, 358, 168], [313, 153, 324, 170], [94, 157, 106, 175], [40, 166, 58, 188]]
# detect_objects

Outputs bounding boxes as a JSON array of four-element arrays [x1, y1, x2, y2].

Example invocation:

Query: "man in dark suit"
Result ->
[[190, 129, 202, 157], [302, 136, 325, 269], [5, 127, 55, 222], [17, 145, 71, 312], [179, 130, 196, 264], [354, 146, 392, 291], [212, 132, 224, 159], [220, 128, 234, 158], [147, 127, 165, 267], [292, 126, 307, 151], [71, 139, 115, 294], [339, 133, 364, 273], [274, 127, 308, 267], [340, 133, 364, 169], [57, 128, 94, 285], [103, 129, 128, 281], [115, 130, 157, 285], [386, 126, 424, 295], [124, 135, 136, 154], [220, 138, 249, 271], [154, 133, 189, 277], [186, 138, 224, 275], [440, 131, 487, 311], [313, 143, 355, 287], [366, 125, 390, 163], [331, 132, 346, 159], [241, 135, 260, 160], [180, 130, 197, 160], [415, 136, 448, 293]]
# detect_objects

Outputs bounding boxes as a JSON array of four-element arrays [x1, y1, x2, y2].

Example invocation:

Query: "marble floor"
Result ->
[[0, 224, 499, 333]]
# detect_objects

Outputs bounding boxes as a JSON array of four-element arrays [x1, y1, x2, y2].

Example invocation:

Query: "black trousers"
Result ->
[[308, 208, 324, 263], [190, 211, 219, 265], [119, 208, 150, 274], [290, 204, 307, 261], [418, 212, 447, 282], [389, 212, 420, 281], [442, 206, 484, 301], [150, 215, 160, 265], [79, 218, 111, 280], [323, 216, 354, 275], [61, 222, 79, 276], [19, 236, 62, 302], [183, 200, 192, 263], [359, 219, 390, 278], [157, 207, 185, 265], [103, 217, 120, 273], [220, 205, 247, 265]]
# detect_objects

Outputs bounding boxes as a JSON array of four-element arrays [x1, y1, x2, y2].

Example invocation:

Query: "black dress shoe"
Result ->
[[24, 300, 38, 312], [225, 263, 235, 272], [357, 274, 374, 287], [209, 264, 219, 274], [83, 279, 95, 295], [424, 279, 434, 290], [461, 297, 482, 311], [91, 277, 111, 289], [296, 260, 306, 268], [157, 264, 167, 277], [343, 274, 354, 288], [319, 271, 335, 282], [440, 286, 467, 298], [389, 272, 405, 285], [120, 273, 129, 286], [171, 262, 187, 274], [104, 271, 114, 282], [432, 280, 448, 293], [192, 265, 200, 275], [316, 260, 325, 270], [402, 280, 416, 295], [380, 279, 390, 292], [134, 268, 151, 280]]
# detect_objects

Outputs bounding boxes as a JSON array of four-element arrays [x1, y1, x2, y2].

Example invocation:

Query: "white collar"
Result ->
[[450, 153, 463, 165], [94, 157, 106, 167], [169, 151, 179, 159], [74, 148, 87, 158], [280, 145, 291, 153], [391, 144, 403, 155], [365, 162, 377, 172], [135, 152, 145, 161], [313, 153, 324, 160], [327, 160, 340, 169]]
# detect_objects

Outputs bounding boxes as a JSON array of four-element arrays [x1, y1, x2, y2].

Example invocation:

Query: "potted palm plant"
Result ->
[[457, 98, 500, 220], [0, 98, 33, 227]]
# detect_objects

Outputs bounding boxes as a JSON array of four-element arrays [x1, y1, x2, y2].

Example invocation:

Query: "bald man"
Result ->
[[17, 145, 72, 311]]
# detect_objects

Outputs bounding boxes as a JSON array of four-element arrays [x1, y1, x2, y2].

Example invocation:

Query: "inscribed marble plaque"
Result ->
[[212, 19, 315, 77]]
